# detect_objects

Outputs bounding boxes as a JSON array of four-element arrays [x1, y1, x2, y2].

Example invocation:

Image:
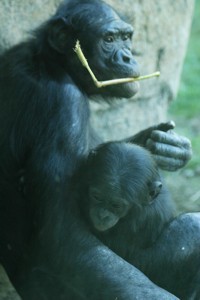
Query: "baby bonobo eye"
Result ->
[[92, 193, 102, 204], [149, 181, 162, 200], [109, 198, 130, 217], [89, 188, 103, 204], [111, 202, 121, 210]]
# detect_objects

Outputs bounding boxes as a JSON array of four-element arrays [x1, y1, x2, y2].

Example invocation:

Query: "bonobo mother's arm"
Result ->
[[126, 121, 192, 171]]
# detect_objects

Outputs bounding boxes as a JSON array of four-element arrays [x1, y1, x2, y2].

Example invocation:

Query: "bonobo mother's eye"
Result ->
[[104, 35, 114, 43], [122, 33, 132, 41]]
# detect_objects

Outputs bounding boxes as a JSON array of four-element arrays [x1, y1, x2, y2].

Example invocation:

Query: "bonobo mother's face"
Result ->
[[77, 2, 140, 98]]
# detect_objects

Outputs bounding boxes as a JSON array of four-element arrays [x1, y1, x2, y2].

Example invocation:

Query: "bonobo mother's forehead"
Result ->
[[93, 3, 133, 31], [59, 1, 133, 33], [100, 19, 133, 35]]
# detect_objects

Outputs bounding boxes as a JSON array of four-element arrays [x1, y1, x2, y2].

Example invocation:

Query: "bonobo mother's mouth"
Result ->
[[103, 79, 140, 99], [74, 41, 160, 90], [122, 80, 140, 96]]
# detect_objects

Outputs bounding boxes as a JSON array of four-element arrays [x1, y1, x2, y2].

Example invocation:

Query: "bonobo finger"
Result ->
[[150, 130, 192, 150], [155, 120, 175, 132], [146, 139, 192, 160], [153, 155, 185, 171]]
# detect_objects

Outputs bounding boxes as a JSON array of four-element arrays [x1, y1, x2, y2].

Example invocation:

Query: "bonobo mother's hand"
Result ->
[[146, 121, 192, 171], [130, 121, 192, 171]]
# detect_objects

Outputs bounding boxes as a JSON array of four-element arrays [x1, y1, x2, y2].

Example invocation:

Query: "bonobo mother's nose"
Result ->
[[112, 48, 140, 77]]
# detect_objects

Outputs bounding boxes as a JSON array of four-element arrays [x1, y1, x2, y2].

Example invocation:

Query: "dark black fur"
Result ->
[[0, 0, 196, 299], [76, 142, 200, 299]]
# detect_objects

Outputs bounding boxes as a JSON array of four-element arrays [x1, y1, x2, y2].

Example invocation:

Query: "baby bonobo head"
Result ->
[[82, 142, 162, 232]]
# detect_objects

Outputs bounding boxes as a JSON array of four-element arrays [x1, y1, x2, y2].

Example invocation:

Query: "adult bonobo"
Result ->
[[0, 0, 192, 299], [75, 142, 200, 299]]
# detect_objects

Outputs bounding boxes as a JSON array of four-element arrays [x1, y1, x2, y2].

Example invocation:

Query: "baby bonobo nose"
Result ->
[[149, 181, 162, 200]]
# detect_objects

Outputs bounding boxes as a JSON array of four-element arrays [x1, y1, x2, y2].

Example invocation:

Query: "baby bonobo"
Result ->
[[74, 142, 199, 299], [76, 142, 175, 248]]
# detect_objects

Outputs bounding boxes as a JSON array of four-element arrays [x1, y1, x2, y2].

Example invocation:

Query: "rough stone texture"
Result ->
[[0, 0, 60, 53], [0, 0, 194, 299]]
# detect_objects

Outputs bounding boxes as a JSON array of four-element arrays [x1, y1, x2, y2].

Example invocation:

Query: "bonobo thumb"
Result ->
[[155, 121, 175, 132]]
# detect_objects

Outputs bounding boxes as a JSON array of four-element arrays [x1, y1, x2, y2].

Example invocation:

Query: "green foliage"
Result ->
[[169, 0, 200, 118], [169, 0, 200, 169]]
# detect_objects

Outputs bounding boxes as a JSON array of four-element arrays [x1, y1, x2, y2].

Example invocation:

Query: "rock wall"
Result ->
[[0, 0, 194, 299]]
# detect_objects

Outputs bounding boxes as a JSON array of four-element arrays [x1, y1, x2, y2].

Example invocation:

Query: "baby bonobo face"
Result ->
[[88, 187, 131, 231], [87, 142, 163, 232]]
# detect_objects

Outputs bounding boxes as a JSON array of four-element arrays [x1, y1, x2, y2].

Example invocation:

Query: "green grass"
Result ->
[[168, 0, 200, 169], [169, 0, 200, 118]]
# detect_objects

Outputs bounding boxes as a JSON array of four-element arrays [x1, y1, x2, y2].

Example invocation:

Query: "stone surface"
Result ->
[[0, 0, 194, 298], [0, 0, 60, 53]]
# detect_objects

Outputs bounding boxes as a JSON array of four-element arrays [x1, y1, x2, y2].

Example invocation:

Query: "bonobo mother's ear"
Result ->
[[48, 17, 77, 54]]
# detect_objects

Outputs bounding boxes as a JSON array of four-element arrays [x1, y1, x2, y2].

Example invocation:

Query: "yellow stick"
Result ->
[[74, 41, 99, 86], [74, 40, 160, 88]]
